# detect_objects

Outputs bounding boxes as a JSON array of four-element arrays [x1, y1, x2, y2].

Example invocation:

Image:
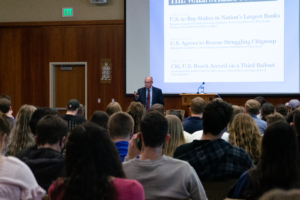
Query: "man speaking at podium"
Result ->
[[134, 76, 164, 110]]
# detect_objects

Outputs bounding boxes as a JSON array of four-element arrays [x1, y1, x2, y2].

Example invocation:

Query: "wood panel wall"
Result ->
[[0, 21, 299, 119]]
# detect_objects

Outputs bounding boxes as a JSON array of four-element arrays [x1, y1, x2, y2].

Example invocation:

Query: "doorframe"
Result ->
[[49, 62, 88, 119]]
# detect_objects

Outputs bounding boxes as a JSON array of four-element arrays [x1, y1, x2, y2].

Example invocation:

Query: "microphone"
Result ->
[[197, 82, 205, 94]]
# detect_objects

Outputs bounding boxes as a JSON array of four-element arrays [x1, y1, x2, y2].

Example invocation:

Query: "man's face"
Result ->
[[144, 77, 153, 89]]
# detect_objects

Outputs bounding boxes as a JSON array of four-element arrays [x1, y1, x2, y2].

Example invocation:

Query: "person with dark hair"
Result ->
[[89, 111, 109, 130], [48, 122, 144, 200], [123, 110, 207, 200], [254, 96, 265, 108], [127, 102, 144, 133], [266, 113, 286, 126], [174, 99, 253, 181], [227, 122, 300, 199], [60, 99, 86, 132], [77, 104, 84, 117], [150, 103, 164, 115], [0, 112, 46, 199], [169, 110, 183, 122], [21, 115, 67, 191], [0, 98, 14, 130], [261, 102, 274, 122], [108, 112, 134, 162], [183, 97, 206, 134], [16, 107, 56, 160], [293, 110, 300, 156], [275, 104, 288, 117], [245, 99, 267, 135]]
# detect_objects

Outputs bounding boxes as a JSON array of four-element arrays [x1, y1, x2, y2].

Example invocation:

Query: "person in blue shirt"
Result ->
[[108, 112, 134, 162], [245, 99, 267, 135]]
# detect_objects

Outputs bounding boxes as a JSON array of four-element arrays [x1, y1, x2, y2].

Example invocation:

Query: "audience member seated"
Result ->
[[49, 123, 144, 200], [245, 99, 267, 135], [227, 121, 300, 199], [89, 111, 109, 130], [162, 115, 186, 157], [21, 115, 66, 191], [0, 112, 45, 199], [60, 99, 86, 132], [169, 110, 191, 142], [106, 102, 122, 116], [169, 110, 183, 122], [266, 113, 286, 126], [123, 110, 207, 200], [77, 104, 85, 117], [149, 103, 164, 115], [228, 113, 261, 165], [0, 98, 14, 130], [127, 102, 144, 134], [6, 105, 37, 156], [183, 97, 206, 134], [17, 107, 56, 160], [285, 99, 300, 113], [187, 105, 243, 143], [261, 103, 274, 122], [0, 95, 14, 117], [254, 96, 266, 119], [275, 104, 288, 117], [174, 99, 253, 181], [259, 189, 300, 200], [108, 112, 134, 162]]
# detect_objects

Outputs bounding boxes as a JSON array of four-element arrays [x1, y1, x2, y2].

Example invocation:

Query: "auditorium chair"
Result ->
[[201, 179, 237, 200]]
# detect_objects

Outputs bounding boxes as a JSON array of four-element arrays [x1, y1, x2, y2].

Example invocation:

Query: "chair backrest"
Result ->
[[166, 109, 185, 118], [201, 179, 237, 200]]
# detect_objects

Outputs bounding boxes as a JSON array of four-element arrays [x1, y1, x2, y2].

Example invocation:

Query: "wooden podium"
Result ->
[[179, 94, 216, 106]]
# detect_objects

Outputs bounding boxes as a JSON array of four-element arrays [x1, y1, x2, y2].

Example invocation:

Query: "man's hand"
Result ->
[[127, 133, 141, 160], [134, 91, 139, 99]]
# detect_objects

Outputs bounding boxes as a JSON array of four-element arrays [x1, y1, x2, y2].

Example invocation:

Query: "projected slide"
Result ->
[[164, 0, 284, 83]]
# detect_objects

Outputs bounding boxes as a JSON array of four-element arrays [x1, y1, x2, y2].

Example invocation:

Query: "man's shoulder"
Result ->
[[174, 142, 197, 158], [60, 114, 86, 123], [152, 86, 162, 92]]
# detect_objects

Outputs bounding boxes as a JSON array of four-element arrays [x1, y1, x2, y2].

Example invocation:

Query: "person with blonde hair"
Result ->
[[106, 102, 122, 116], [127, 102, 144, 133], [245, 99, 267, 135], [163, 115, 186, 157], [229, 113, 262, 164], [0, 112, 45, 199], [6, 105, 36, 156]]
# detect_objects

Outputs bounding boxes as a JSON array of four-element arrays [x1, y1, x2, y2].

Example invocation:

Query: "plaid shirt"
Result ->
[[175, 139, 254, 181]]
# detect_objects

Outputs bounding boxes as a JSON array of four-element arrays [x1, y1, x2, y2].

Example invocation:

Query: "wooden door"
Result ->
[[55, 65, 85, 116]]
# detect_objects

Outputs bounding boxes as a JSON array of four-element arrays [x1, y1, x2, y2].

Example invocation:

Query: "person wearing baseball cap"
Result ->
[[285, 99, 300, 112], [60, 99, 86, 132]]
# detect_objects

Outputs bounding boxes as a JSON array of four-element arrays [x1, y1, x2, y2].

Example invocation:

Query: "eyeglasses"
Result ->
[[144, 82, 152, 84]]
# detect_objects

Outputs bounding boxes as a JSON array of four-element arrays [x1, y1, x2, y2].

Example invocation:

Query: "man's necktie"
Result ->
[[146, 89, 150, 110]]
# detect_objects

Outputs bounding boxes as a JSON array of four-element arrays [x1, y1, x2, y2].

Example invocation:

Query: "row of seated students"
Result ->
[[0, 95, 300, 199]]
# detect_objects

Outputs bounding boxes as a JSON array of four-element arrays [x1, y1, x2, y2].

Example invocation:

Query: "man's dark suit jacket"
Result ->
[[134, 86, 164, 107]]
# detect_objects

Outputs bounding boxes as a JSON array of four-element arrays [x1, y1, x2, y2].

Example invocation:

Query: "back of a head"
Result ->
[[254, 96, 265, 108], [275, 104, 288, 117], [261, 103, 274, 121], [150, 103, 164, 115], [245, 99, 261, 115], [108, 112, 134, 140], [77, 104, 84, 116], [259, 189, 300, 200], [36, 115, 67, 146], [202, 99, 233, 136], [260, 121, 298, 175], [89, 111, 109, 130], [0, 95, 11, 101], [0, 98, 11, 114], [163, 115, 185, 157], [14, 105, 37, 132], [267, 113, 286, 126], [141, 110, 168, 148], [169, 110, 183, 122], [61, 122, 124, 199], [229, 113, 261, 163], [66, 99, 80, 111], [29, 107, 56, 136], [106, 102, 122, 116], [0, 112, 10, 145], [228, 105, 244, 130], [190, 97, 206, 114], [127, 102, 145, 133]]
